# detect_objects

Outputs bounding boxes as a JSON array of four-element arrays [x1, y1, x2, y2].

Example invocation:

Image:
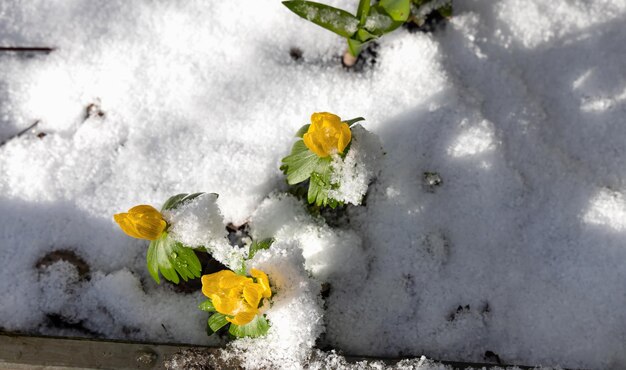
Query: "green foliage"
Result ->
[[228, 315, 270, 338], [147, 232, 202, 284], [356, 0, 370, 25], [248, 238, 275, 260], [201, 299, 270, 338], [281, 141, 336, 208], [344, 117, 365, 126], [307, 158, 334, 207], [161, 192, 209, 211], [204, 310, 270, 338], [295, 124, 311, 138], [147, 192, 217, 285], [198, 300, 216, 312], [380, 0, 411, 21], [283, 0, 452, 58], [281, 140, 324, 185], [207, 313, 229, 332], [282, 1, 359, 38], [282, 0, 410, 58], [281, 117, 363, 209]]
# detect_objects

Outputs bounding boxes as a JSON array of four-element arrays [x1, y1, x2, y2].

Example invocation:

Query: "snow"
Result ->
[[163, 193, 245, 269], [329, 125, 383, 205], [216, 243, 325, 369], [2, 0, 626, 369]]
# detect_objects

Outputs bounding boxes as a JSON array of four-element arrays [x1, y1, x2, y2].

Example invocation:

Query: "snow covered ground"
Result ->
[[1, 0, 626, 369]]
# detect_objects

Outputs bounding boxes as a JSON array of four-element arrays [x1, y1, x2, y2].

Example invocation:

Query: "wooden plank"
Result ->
[[0, 332, 219, 370], [0, 332, 561, 369]]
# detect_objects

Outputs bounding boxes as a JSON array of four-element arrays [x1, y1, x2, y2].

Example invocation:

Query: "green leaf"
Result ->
[[356, 28, 376, 42], [198, 300, 216, 312], [295, 124, 310, 138], [282, 1, 359, 38], [146, 240, 161, 284], [307, 158, 333, 206], [162, 192, 210, 211], [364, 5, 404, 35], [147, 233, 202, 284], [343, 117, 366, 126], [379, 0, 410, 21], [347, 38, 363, 57], [281, 140, 323, 185], [248, 238, 275, 260], [356, 0, 371, 25], [228, 315, 270, 338], [208, 313, 229, 332]]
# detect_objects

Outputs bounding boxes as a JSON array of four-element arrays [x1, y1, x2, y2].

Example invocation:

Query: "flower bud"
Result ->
[[114, 205, 167, 241], [303, 112, 351, 157]]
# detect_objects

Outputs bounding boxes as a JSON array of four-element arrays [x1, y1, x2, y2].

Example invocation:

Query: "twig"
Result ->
[[0, 120, 40, 147], [0, 46, 55, 54]]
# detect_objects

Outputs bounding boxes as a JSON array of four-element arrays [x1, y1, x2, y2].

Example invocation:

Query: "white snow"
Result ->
[[217, 243, 325, 369], [163, 193, 245, 269], [1, 0, 626, 369], [164, 193, 226, 248], [330, 125, 383, 205]]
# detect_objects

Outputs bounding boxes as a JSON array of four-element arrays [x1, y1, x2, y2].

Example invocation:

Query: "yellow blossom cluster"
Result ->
[[201, 269, 272, 326]]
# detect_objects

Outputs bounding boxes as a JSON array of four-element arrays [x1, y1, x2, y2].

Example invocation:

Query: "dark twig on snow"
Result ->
[[0, 120, 40, 147], [0, 46, 54, 53]]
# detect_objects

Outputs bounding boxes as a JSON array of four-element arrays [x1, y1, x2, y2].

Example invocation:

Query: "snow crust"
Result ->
[[1, 0, 626, 369]]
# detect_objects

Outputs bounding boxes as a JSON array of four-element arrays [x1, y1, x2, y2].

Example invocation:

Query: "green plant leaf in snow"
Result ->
[[347, 38, 363, 57], [379, 0, 411, 21], [307, 157, 333, 207], [228, 315, 270, 338], [356, 0, 371, 25], [281, 140, 322, 185], [343, 117, 366, 126], [198, 300, 216, 312], [208, 313, 229, 332], [146, 232, 202, 284], [295, 124, 311, 138], [162, 192, 209, 211], [282, 1, 359, 38], [248, 238, 275, 260], [364, 5, 404, 35]]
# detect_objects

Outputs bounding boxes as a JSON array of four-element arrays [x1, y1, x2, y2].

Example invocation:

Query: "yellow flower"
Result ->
[[201, 268, 272, 326], [303, 112, 351, 158], [114, 205, 167, 241]]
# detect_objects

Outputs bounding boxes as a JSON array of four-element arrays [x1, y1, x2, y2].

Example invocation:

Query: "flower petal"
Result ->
[[113, 213, 144, 239], [226, 309, 258, 326], [303, 132, 328, 157], [312, 112, 341, 127], [243, 283, 263, 308], [220, 273, 252, 289], [113, 205, 166, 240], [303, 112, 349, 158], [202, 270, 240, 296], [250, 268, 272, 299], [211, 294, 240, 316], [337, 121, 351, 154]]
